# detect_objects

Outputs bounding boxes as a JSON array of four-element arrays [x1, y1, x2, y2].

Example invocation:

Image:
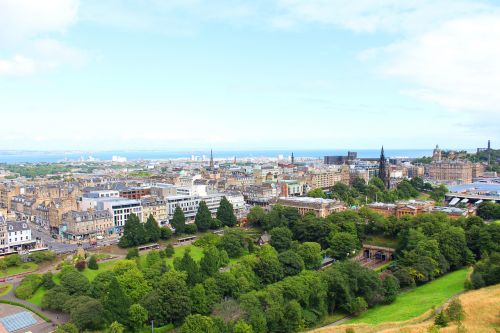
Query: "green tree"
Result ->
[[160, 227, 173, 240], [253, 245, 283, 284], [297, 242, 323, 270], [278, 250, 305, 276], [103, 276, 130, 325], [181, 314, 216, 333], [430, 184, 449, 203], [60, 271, 90, 295], [119, 213, 146, 247], [89, 271, 115, 299], [70, 298, 105, 331], [200, 247, 223, 277], [233, 320, 254, 333], [165, 244, 175, 258], [126, 247, 139, 259], [348, 297, 368, 316], [41, 286, 71, 311], [54, 323, 79, 333], [195, 201, 212, 232], [308, 188, 326, 198], [174, 249, 201, 286], [117, 268, 151, 304], [352, 177, 367, 193], [42, 272, 55, 289], [282, 300, 302, 333], [108, 321, 125, 333], [269, 227, 293, 252], [327, 232, 360, 260], [144, 214, 161, 242], [247, 206, 266, 227], [128, 304, 148, 332], [141, 271, 191, 326], [217, 196, 238, 227], [88, 255, 99, 270], [217, 229, 246, 258], [171, 206, 186, 234], [382, 275, 400, 304], [190, 283, 210, 315]]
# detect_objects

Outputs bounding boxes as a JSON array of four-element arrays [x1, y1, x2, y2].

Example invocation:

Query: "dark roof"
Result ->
[[7, 221, 30, 232]]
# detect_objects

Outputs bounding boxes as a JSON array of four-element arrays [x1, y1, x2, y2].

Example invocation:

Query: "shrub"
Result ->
[[29, 251, 56, 263], [42, 272, 55, 289], [4, 254, 22, 267], [434, 311, 448, 327], [165, 244, 175, 258], [75, 260, 86, 271], [185, 224, 198, 234], [15, 274, 42, 299], [160, 227, 173, 240], [88, 255, 98, 270], [126, 248, 139, 260], [446, 298, 464, 322], [193, 234, 220, 248]]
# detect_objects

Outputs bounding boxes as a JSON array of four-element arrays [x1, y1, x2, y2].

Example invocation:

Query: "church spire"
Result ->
[[291, 152, 295, 165], [209, 149, 214, 170]]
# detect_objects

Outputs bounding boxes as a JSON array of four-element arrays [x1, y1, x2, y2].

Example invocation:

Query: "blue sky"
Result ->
[[0, 0, 499, 151]]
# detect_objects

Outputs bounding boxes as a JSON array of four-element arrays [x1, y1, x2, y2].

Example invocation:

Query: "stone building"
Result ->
[[275, 197, 346, 218], [141, 197, 167, 224], [62, 209, 114, 240], [427, 145, 474, 184]]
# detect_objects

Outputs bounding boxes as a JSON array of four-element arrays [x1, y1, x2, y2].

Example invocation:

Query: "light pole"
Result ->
[[151, 320, 154, 333]]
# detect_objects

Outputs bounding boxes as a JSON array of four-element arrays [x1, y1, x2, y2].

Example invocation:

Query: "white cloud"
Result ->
[[0, 0, 83, 76], [274, 0, 494, 34], [0, 0, 79, 43], [367, 14, 500, 114], [0, 39, 86, 76]]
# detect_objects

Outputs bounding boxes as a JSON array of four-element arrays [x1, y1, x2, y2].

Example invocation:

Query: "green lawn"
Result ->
[[81, 259, 121, 281], [347, 268, 468, 324], [364, 235, 399, 248], [0, 284, 13, 296], [0, 262, 38, 278], [28, 286, 46, 307]]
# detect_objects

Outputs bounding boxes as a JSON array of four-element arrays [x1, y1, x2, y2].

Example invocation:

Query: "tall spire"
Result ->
[[291, 152, 295, 165], [379, 145, 389, 189], [209, 149, 214, 170]]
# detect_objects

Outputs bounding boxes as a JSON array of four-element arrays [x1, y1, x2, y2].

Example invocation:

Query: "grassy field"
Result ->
[[0, 262, 38, 278], [312, 279, 500, 333], [28, 286, 46, 307], [363, 235, 399, 248], [347, 268, 468, 325], [0, 284, 13, 296]]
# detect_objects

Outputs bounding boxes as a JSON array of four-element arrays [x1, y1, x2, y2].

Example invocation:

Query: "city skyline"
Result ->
[[1, 0, 499, 150]]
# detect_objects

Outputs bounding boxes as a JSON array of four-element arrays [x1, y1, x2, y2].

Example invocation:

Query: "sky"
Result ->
[[0, 0, 499, 151]]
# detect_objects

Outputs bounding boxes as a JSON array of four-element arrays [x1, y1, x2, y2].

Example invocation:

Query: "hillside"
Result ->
[[311, 283, 500, 333]]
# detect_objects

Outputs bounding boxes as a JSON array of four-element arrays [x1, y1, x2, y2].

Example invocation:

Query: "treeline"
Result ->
[[308, 176, 448, 205], [49, 205, 499, 332], [119, 196, 237, 248], [476, 201, 500, 220]]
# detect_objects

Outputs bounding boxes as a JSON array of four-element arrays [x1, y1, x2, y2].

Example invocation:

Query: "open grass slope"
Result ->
[[348, 268, 468, 324], [312, 282, 500, 333], [311, 268, 475, 333]]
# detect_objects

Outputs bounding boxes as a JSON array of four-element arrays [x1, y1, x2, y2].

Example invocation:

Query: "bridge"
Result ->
[[445, 192, 500, 204]]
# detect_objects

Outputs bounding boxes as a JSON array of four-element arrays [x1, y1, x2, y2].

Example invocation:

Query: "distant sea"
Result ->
[[0, 149, 434, 164]]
